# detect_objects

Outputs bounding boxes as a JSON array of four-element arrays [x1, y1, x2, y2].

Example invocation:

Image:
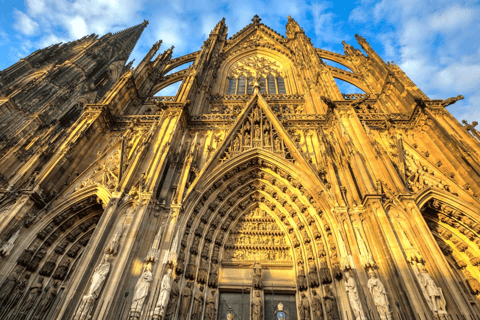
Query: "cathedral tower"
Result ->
[[0, 15, 479, 320]]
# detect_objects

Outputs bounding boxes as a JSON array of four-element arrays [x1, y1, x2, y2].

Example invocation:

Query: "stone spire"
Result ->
[[104, 20, 148, 62]]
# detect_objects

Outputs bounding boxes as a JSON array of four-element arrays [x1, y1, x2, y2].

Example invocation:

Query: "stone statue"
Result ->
[[441, 95, 464, 107], [0, 267, 21, 305], [154, 268, 173, 319], [74, 254, 112, 320], [178, 282, 193, 320], [37, 280, 59, 320], [208, 263, 219, 288], [186, 259, 197, 280], [130, 263, 153, 319], [308, 263, 320, 287], [197, 258, 208, 284], [274, 137, 282, 151], [323, 286, 338, 320], [414, 264, 447, 315], [299, 293, 311, 320], [252, 261, 262, 289], [311, 290, 323, 320], [21, 276, 44, 316], [464, 270, 480, 294], [320, 259, 332, 284], [164, 277, 180, 320], [191, 286, 204, 320], [344, 271, 366, 320], [254, 124, 261, 140], [0, 230, 19, 256], [204, 290, 216, 320], [297, 265, 308, 291], [53, 258, 71, 280], [251, 290, 262, 320], [367, 270, 391, 320], [233, 136, 240, 151]]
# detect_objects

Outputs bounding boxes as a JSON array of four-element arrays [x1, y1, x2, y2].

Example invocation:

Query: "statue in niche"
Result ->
[[251, 290, 263, 320], [208, 263, 219, 288], [323, 286, 339, 320], [232, 136, 240, 152], [0, 267, 22, 305], [186, 258, 197, 280], [244, 131, 251, 145], [197, 258, 208, 284], [414, 263, 447, 315], [299, 293, 311, 320], [344, 271, 366, 320], [191, 286, 204, 320], [308, 262, 320, 287], [74, 254, 112, 320], [176, 249, 185, 275], [37, 280, 59, 320], [274, 137, 282, 151], [164, 277, 180, 320], [319, 259, 332, 284], [17, 239, 41, 266], [21, 276, 44, 317], [252, 261, 262, 289], [464, 270, 480, 294], [53, 258, 72, 280], [253, 107, 261, 121], [204, 290, 216, 320], [297, 265, 308, 291], [367, 270, 391, 320], [130, 263, 153, 319], [311, 290, 323, 320], [153, 269, 172, 319], [264, 131, 271, 146], [178, 282, 193, 320], [254, 124, 261, 140]]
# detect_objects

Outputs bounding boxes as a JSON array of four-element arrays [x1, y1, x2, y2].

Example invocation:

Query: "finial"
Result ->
[[142, 20, 149, 26], [252, 15, 261, 24]]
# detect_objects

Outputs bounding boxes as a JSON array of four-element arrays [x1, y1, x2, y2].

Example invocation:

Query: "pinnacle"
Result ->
[[252, 15, 261, 24]]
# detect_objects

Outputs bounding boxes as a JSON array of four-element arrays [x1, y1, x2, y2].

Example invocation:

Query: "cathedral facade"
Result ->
[[0, 15, 479, 320]]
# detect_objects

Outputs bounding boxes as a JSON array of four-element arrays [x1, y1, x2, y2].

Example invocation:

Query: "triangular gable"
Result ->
[[189, 93, 326, 192], [223, 26, 290, 56]]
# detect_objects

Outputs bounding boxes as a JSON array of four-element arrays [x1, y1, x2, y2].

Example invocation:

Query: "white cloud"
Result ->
[[13, 9, 39, 36]]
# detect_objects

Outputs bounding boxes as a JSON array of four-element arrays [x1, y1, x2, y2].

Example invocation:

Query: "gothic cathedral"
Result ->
[[0, 15, 479, 320]]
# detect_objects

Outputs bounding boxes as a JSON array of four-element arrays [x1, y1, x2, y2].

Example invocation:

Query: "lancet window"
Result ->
[[227, 75, 286, 95]]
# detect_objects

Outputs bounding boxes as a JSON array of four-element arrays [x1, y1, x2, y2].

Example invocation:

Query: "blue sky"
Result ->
[[0, 0, 479, 123]]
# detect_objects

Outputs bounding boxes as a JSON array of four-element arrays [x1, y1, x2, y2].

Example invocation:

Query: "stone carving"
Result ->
[[191, 286, 204, 320], [320, 259, 332, 284], [53, 258, 72, 280], [440, 95, 464, 107], [208, 263, 219, 288], [251, 290, 263, 320], [164, 277, 180, 320], [464, 271, 480, 294], [0, 267, 22, 305], [37, 280, 59, 320], [153, 269, 173, 320], [308, 262, 320, 287], [297, 265, 308, 291], [323, 286, 339, 320], [299, 293, 311, 320], [0, 230, 19, 256], [178, 282, 193, 320], [228, 55, 283, 79], [204, 290, 216, 320], [130, 263, 153, 319], [311, 290, 323, 320], [252, 260, 262, 289], [186, 257, 197, 280], [197, 258, 208, 284], [367, 270, 391, 320], [413, 263, 447, 316], [21, 276, 44, 317], [344, 271, 366, 320], [74, 254, 112, 320]]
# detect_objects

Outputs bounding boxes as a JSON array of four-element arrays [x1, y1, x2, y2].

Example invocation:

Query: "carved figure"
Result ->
[[178, 282, 193, 320], [254, 124, 261, 140], [323, 286, 339, 320], [297, 265, 308, 291], [367, 270, 391, 320], [0, 230, 19, 256], [311, 290, 323, 320], [53, 258, 71, 280], [344, 271, 366, 320], [191, 286, 204, 320], [251, 290, 262, 320], [186, 259, 197, 280], [154, 269, 173, 319], [130, 263, 153, 319], [233, 136, 240, 151], [264, 131, 271, 146], [299, 293, 311, 320], [204, 290, 216, 320], [0, 267, 21, 305], [208, 263, 219, 288], [252, 261, 262, 289], [441, 95, 464, 107], [21, 276, 44, 316], [465, 271, 480, 294], [37, 280, 59, 319], [164, 277, 180, 320], [308, 263, 320, 287], [414, 264, 447, 315], [197, 258, 208, 284]]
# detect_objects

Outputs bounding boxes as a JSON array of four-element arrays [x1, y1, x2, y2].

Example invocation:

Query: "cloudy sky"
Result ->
[[0, 0, 479, 123]]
